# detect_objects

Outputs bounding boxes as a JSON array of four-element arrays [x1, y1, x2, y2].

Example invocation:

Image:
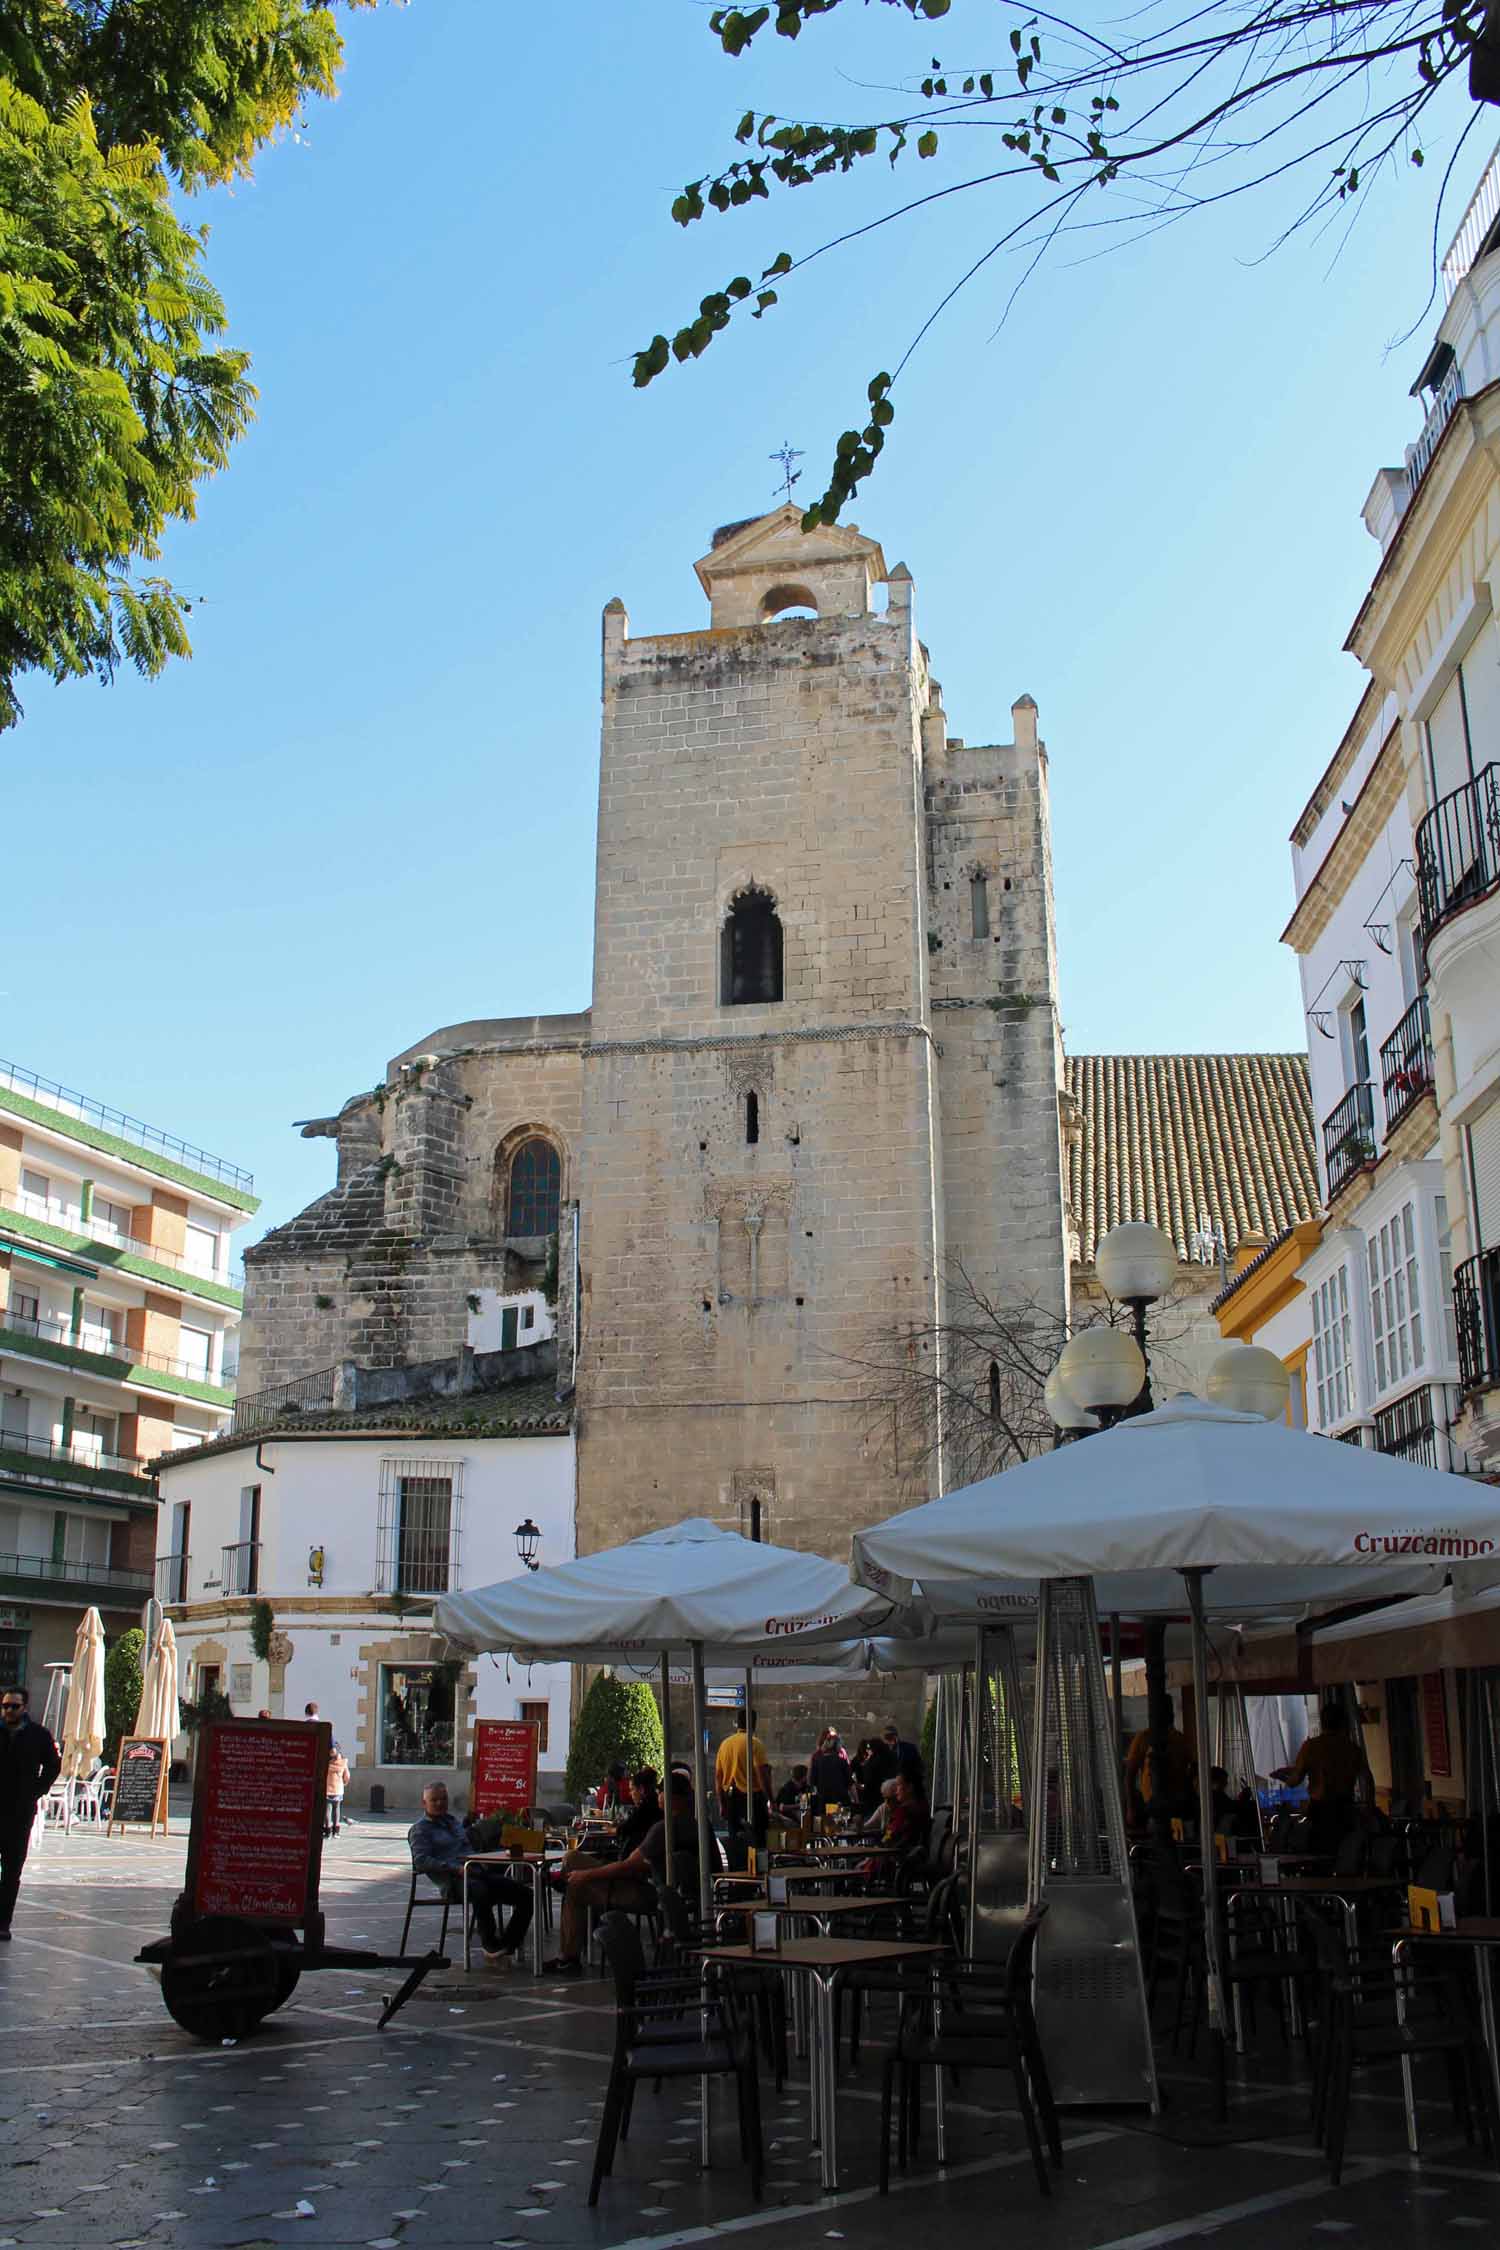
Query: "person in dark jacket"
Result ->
[[808, 1729, 852, 1807], [0, 1686, 61, 1938], [408, 1782, 533, 1967]]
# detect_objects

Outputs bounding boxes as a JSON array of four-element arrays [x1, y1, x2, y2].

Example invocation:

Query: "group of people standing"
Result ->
[[718, 1713, 928, 1868]]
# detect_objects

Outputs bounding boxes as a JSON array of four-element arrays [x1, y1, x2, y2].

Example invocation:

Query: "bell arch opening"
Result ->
[[720, 888, 784, 1007], [761, 583, 819, 620]]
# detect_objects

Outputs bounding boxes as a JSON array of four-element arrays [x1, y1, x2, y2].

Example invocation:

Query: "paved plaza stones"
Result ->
[[1, 1815, 1495, 2249]]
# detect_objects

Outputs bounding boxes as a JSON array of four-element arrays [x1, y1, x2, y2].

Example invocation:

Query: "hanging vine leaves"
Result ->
[[632, 0, 1492, 524]]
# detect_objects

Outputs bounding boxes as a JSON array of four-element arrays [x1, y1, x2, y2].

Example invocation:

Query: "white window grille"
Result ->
[[1436, 1195, 1459, 1363], [375, 1458, 463, 1596], [1368, 1201, 1423, 1394], [1311, 1264, 1354, 1427]]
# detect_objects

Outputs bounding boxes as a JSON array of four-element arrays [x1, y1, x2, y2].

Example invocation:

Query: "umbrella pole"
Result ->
[[967, 1627, 986, 1951], [743, 1666, 755, 1859], [660, 1654, 675, 1892], [1185, 1569, 1228, 2120], [689, 1641, 713, 1924]]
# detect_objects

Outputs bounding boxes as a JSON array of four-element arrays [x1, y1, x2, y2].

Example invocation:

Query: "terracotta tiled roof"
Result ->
[[1067, 1054, 1319, 1266]]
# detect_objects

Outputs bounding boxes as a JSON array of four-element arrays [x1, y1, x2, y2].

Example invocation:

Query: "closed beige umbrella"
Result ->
[[133, 1615, 180, 1742], [60, 1606, 106, 1780]]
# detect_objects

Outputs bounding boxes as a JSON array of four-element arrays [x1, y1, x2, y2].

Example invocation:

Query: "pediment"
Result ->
[[693, 504, 887, 598]]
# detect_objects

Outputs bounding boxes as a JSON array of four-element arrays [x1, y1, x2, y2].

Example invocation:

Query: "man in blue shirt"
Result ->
[[408, 1782, 533, 1967]]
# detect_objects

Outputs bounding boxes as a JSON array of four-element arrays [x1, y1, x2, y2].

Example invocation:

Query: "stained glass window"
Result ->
[[508, 1138, 560, 1237]]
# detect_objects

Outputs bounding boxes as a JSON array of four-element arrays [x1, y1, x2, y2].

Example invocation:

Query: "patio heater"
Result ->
[[965, 1624, 1035, 1957], [1027, 1577, 1159, 2108]]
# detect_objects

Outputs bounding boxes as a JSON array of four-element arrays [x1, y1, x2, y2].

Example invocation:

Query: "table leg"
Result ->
[[1476, 1946, 1500, 2135], [1392, 1939, 1418, 2156], [463, 1862, 471, 1974], [816, 1972, 839, 2192], [531, 1862, 544, 1977], [699, 1959, 712, 2169]]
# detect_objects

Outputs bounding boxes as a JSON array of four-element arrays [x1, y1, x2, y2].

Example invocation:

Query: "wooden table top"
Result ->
[[701, 1936, 949, 1971], [716, 1895, 899, 1921], [1244, 1874, 1406, 1895], [1391, 1918, 1500, 1944]]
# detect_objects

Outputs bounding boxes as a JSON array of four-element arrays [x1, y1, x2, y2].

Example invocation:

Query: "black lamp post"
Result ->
[[514, 1517, 541, 1572]]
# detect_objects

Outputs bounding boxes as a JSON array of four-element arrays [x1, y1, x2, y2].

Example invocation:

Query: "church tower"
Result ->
[[575, 505, 1066, 1567]]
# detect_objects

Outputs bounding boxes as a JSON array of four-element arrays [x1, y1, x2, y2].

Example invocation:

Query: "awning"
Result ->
[[0, 1236, 98, 1279], [1311, 1585, 1500, 1681]]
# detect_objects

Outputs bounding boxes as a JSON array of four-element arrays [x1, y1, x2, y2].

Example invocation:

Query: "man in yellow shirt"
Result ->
[[715, 1708, 771, 1868], [1123, 1694, 1194, 1830]]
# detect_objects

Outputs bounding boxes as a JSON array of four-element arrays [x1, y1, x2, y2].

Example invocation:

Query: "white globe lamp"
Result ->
[[1044, 1363, 1099, 1435], [1206, 1343, 1291, 1422], [1055, 1327, 1147, 1416], [1096, 1220, 1177, 1306]]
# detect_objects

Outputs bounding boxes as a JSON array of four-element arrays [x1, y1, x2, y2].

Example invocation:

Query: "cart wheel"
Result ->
[[269, 1942, 302, 2012], [160, 1915, 280, 2043]]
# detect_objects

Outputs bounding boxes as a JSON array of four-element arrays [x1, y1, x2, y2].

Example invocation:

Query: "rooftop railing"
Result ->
[[0, 1055, 252, 1193], [230, 1365, 337, 1436], [1443, 142, 1500, 299]]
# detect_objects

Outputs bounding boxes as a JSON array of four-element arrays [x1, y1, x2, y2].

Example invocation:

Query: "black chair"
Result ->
[[589, 1913, 763, 2206], [655, 1884, 788, 2087], [877, 1908, 1059, 2194], [400, 1826, 466, 1954], [1299, 1904, 1497, 2182]]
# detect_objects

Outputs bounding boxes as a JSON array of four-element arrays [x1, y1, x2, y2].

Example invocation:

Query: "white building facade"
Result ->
[[156, 1366, 575, 1810], [0, 1055, 256, 1684]]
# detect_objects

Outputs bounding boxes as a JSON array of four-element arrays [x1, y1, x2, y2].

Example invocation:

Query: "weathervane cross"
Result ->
[[771, 441, 804, 504]]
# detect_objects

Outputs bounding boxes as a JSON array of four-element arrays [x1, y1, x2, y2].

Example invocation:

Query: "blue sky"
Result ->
[[5, 3, 1486, 1244]]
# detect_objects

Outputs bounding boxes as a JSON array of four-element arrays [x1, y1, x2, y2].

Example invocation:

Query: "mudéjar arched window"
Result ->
[[721, 888, 784, 1006], [507, 1138, 560, 1237]]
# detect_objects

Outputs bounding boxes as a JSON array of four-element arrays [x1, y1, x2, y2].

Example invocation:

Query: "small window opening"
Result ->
[[761, 583, 819, 621], [970, 874, 990, 941], [987, 1359, 1002, 1420], [721, 888, 784, 1006], [745, 1090, 759, 1145]]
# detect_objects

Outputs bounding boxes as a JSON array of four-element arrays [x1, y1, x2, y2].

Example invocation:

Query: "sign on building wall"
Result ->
[[470, 1718, 538, 1818], [185, 1718, 329, 1925]]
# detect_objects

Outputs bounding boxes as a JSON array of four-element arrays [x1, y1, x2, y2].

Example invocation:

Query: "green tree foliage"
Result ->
[[0, 2, 378, 728], [248, 1598, 275, 1659], [564, 1671, 664, 1801], [103, 1623, 144, 1759], [638, 0, 1496, 523]]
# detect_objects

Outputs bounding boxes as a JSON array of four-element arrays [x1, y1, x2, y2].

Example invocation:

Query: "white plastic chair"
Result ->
[[42, 1778, 72, 1832]]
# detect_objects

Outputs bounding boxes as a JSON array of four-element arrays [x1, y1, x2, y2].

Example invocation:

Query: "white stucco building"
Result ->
[[156, 1350, 575, 1810]]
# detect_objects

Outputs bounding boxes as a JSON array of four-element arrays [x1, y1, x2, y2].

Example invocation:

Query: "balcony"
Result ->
[[1405, 362, 1465, 497], [1379, 994, 1435, 1133], [221, 1540, 261, 1596], [1323, 1080, 1378, 1201], [0, 1551, 153, 1599], [231, 1366, 337, 1436], [156, 1551, 190, 1604], [0, 1306, 225, 1392], [1443, 141, 1500, 299], [1416, 763, 1500, 948], [6, 1189, 229, 1290], [0, 1427, 154, 1493], [1373, 1384, 1439, 1469], [0, 1053, 254, 1194], [1454, 1246, 1500, 1394]]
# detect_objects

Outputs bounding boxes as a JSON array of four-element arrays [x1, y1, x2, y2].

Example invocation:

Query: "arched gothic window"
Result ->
[[721, 888, 784, 1006], [507, 1138, 560, 1237]]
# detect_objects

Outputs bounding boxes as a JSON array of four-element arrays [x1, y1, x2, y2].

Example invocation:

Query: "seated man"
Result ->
[[546, 1767, 698, 1975], [776, 1764, 810, 1812], [861, 1772, 928, 1881], [408, 1781, 533, 1970]]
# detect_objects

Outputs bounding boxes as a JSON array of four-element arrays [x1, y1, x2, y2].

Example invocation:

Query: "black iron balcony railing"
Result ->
[[1379, 993, 1435, 1133], [1416, 762, 1500, 947], [156, 1551, 190, 1604], [221, 1540, 261, 1596], [1454, 1246, 1500, 1394], [0, 1550, 153, 1595], [1323, 1080, 1378, 1200], [1373, 1384, 1439, 1469], [230, 1365, 336, 1436]]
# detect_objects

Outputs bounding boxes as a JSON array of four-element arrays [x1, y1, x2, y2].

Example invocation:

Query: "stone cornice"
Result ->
[[1280, 728, 1405, 953]]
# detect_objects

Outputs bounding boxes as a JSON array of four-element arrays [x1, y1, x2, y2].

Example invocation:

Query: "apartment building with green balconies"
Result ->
[[0, 1055, 258, 1688]]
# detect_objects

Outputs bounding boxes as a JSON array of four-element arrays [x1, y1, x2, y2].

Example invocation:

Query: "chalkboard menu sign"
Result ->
[[471, 1718, 538, 1819], [109, 1736, 167, 1834], [185, 1718, 329, 1927]]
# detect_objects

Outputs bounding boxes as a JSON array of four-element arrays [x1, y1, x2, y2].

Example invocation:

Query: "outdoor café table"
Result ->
[[1222, 1875, 1404, 2040], [461, 1848, 564, 1976], [698, 1936, 948, 2190], [1390, 1917, 1500, 2154]]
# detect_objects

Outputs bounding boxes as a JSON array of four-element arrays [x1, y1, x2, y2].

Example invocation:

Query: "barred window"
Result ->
[[376, 1458, 464, 1596], [508, 1138, 560, 1237]]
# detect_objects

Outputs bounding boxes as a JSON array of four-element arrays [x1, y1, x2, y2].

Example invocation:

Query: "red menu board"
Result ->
[[471, 1718, 538, 1818], [186, 1719, 329, 1926]]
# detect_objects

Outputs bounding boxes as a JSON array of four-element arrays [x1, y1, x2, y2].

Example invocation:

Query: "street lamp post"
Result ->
[[514, 1518, 541, 1572]]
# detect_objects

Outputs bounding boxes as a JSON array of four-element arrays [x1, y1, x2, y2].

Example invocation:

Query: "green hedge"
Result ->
[[564, 1673, 663, 1801]]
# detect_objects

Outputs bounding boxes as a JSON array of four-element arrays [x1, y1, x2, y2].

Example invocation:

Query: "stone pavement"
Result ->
[[1, 1813, 1496, 2249]]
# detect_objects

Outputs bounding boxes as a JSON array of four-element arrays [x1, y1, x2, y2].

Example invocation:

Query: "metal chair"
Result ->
[[400, 1826, 467, 1954], [588, 1912, 763, 2206]]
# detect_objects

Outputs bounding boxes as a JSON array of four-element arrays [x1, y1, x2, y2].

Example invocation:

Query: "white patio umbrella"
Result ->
[[851, 1394, 1500, 2089], [60, 1607, 106, 1783], [436, 1518, 901, 1913], [134, 1614, 180, 1744]]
